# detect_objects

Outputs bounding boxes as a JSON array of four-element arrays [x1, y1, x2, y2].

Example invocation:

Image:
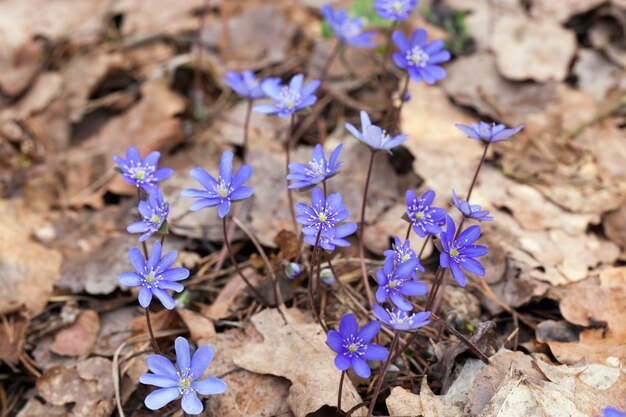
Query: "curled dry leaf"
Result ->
[[233, 308, 365, 417], [36, 357, 115, 417], [199, 328, 293, 417], [491, 16, 577, 82]]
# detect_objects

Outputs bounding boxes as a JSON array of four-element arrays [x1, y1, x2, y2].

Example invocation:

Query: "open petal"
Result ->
[[231, 164, 252, 189], [401, 280, 428, 296], [181, 393, 204, 415], [362, 344, 388, 361], [118, 272, 141, 287], [410, 28, 427, 46], [219, 151, 233, 182], [146, 354, 178, 378], [144, 387, 180, 410], [158, 281, 184, 292], [356, 321, 381, 343], [350, 357, 371, 378], [339, 313, 358, 338], [146, 240, 162, 271], [189, 167, 217, 190], [138, 287, 152, 308], [450, 262, 466, 287], [175, 337, 191, 370], [217, 200, 231, 218], [334, 353, 350, 371], [190, 345, 215, 380], [392, 31, 409, 52], [139, 373, 178, 388], [128, 247, 145, 273], [153, 288, 175, 310], [326, 330, 343, 352], [193, 377, 227, 395], [230, 186, 254, 200], [457, 225, 481, 246], [161, 268, 190, 281]]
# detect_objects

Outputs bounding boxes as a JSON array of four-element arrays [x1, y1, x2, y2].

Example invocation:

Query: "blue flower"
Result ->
[[373, 304, 431, 332], [383, 236, 425, 273], [392, 29, 450, 84], [600, 407, 625, 417], [345, 110, 407, 151], [452, 190, 493, 222], [374, 0, 417, 20], [285, 262, 304, 279], [327, 314, 388, 378], [118, 240, 189, 310], [296, 188, 350, 236], [253, 74, 320, 118], [127, 188, 169, 242], [455, 121, 524, 143], [322, 4, 376, 48], [223, 70, 266, 100], [439, 215, 488, 287], [405, 189, 446, 238], [140, 337, 226, 415], [181, 151, 253, 218], [304, 222, 357, 251], [113, 147, 173, 193], [287, 144, 344, 189], [375, 257, 428, 311]]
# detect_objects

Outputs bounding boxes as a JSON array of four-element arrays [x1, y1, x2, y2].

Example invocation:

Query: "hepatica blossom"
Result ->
[[374, 0, 417, 20], [140, 337, 226, 415], [223, 70, 266, 100], [600, 407, 626, 417], [452, 190, 493, 222], [455, 121, 524, 144], [345, 110, 407, 151], [392, 29, 450, 84], [254, 74, 320, 118], [113, 147, 173, 193], [373, 304, 431, 332], [327, 314, 388, 378], [405, 189, 446, 238], [322, 4, 376, 48], [181, 151, 253, 218], [285, 262, 303, 280], [119, 241, 189, 309], [439, 215, 488, 287], [307, 222, 357, 251], [383, 236, 425, 272], [375, 257, 428, 311], [127, 188, 169, 242], [296, 188, 350, 236], [287, 143, 343, 189]]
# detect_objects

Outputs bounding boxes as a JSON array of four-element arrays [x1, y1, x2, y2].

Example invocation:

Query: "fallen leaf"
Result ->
[[36, 357, 115, 417], [94, 307, 137, 356], [0, 312, 29, 365], [0, 199, 62, 315], [574, 48, 626, 103], [15, 398, 66, 417], [177, 307, 217, 340], [530, 0, 606, 23], [233, 308, 365, 417], [441, 53, 560, 124], [50, 309, 100, 357], [203, 267, 263, 320], [199, 328, 293, 417], [492, 16, 577, 82], [603, 204, 626, 259]]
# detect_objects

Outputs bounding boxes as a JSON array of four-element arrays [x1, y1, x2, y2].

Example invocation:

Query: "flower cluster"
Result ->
[[322, 4, 376, 48]]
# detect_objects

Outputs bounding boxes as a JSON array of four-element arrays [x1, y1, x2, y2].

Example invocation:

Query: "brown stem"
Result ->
[[222, 217, 268, 305], [136, 188, 149, 258], [381, 21, 399, 107], [144, 308, 160, 354], [242, 99, 253, 163], [320, 39, 341, 87], [392, 74, 410, 133], [308, 230, 326, 330], [426, 143, 490, 313], [337, 371, 346, 413], [367, 333, 399, 416], [404, 222, 412, 241], [417, 235, 431, 259], [286, 114, 298, 232], [358, 152, 376, 309]]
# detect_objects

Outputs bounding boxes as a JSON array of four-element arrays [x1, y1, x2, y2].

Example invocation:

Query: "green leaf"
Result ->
[[158, 220, 169, 235]]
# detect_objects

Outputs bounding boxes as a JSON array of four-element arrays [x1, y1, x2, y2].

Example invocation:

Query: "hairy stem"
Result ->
[[144, 308, 160, 354], [222, 217, 268, 305], [367, 333, 399, 416], [286, 114, 298, 232], [320, 39, 341, 87], [358, 151, 376, 309], [337, 371, 346, 413], [308, 230, 326, 330]]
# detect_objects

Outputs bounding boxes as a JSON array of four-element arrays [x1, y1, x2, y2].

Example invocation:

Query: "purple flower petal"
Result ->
[[144, 387, 180, 410], [193, 377, 227, 395], [190, 345, 214, 380]]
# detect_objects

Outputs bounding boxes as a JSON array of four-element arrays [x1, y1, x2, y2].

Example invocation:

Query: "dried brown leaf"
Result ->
[[233, 308, 365, 417], [50, 309, 100, 357]]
